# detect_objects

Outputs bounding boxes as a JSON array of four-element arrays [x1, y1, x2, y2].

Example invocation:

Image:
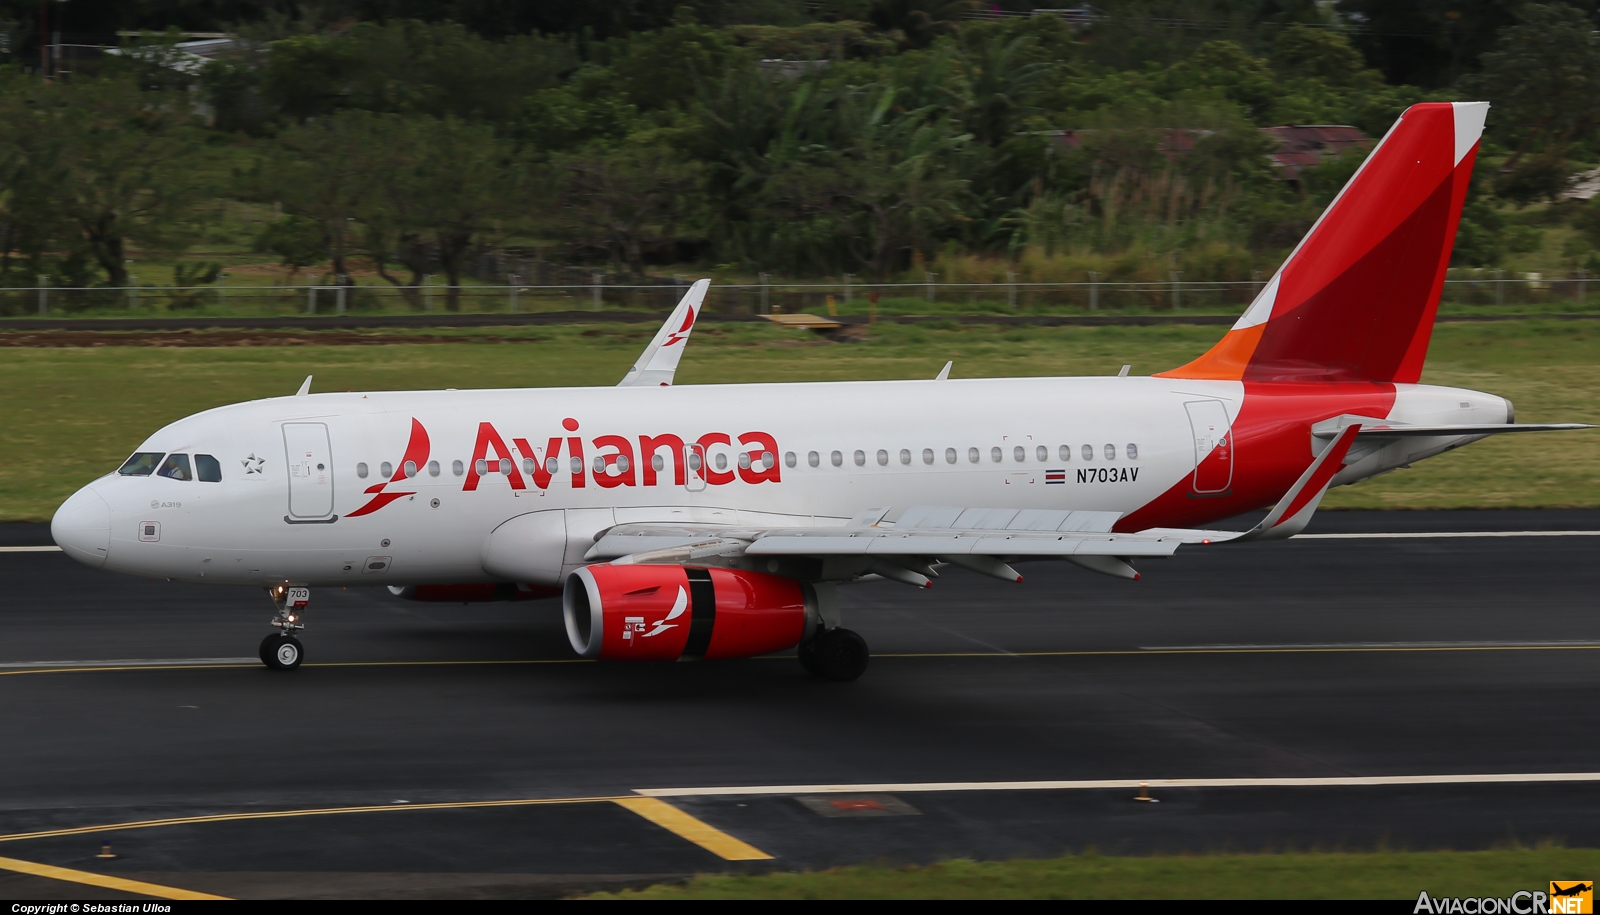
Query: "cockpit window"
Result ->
[[156, 453, 193, 481], [195, 454, 222, 483], [117, 452, 164, 476]]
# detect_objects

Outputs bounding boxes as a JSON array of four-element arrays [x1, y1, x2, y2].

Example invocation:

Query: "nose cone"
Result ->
[[52, 486, 111, 568]]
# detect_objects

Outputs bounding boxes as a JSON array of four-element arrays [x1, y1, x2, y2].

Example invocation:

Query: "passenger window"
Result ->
[[404, 460, 417, 478], [808, 451, 820, 467], [854, 450, 866, 467], [899, 449, 911, 465], [1082, 444, 1093, 461], [876, 449, 888, 466], [381, 461, 394, 479], [1035, 445, 1047, 462], [922, 448, 934, 465], [452, 460, 464, 476], [688, 452, 703, 471], [831, 451, 843, 467], [156, 453, 193, 481], [653, 454, 666, 471], [356, 462, 369, 479], [785, 452, 797, 468], [552, 457, 565, 474], [617, 456, 630, 473], [117, 452, 164, 476], [476, 459, 489, 475], [968, 447, 979, 463], [1127, 443, 1138, 460], [1059, 445, 1070, 462], [945, 448, 956, 464], [1013, 446, 1025, 462], [195, 454, 222, 483], [762, 451, 775, 469], [738, 452, 752, 470], [522, 458, 534, 475], [990, 447, 1002, 463], [429, 460, 440, 476], [1104, 444, 1116, 461]]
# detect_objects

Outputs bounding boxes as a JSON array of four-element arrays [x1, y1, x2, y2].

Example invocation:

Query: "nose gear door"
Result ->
[[1184, 400, 1233, 495], [284, 422, 336, 519]]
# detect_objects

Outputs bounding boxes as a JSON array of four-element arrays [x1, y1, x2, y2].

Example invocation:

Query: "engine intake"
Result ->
[[564, 564, 808, 661]]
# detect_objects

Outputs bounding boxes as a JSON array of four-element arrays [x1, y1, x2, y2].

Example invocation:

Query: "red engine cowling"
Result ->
[[564, 564, 809, 661], [389, 583, 561, 603]]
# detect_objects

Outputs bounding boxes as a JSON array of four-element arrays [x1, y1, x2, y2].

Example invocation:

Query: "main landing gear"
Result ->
[[261, 585, 308, 671], [798, 627, 869, 682]]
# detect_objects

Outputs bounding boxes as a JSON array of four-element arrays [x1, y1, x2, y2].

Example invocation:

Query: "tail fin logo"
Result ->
[[1159, 102, 1488, 384], [662, 308, 696, 348], [347, 418, 430, 517]]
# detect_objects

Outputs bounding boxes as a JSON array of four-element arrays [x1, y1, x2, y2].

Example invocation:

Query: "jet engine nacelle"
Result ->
[[564, 563, 809, 661]]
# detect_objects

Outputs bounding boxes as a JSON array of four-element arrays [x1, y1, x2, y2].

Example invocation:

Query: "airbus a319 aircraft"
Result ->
[[50, 102, 1591, 680]]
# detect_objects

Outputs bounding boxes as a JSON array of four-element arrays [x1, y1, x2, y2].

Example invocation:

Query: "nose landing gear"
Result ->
[[261, 585, 308, 671]]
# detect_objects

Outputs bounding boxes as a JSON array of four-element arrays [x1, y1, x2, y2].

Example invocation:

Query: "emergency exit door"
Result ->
[[284, 422, 335, 518], [1185, 400, 1234, 494]]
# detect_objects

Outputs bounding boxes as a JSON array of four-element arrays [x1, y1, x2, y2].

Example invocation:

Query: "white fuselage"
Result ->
[[51, 375, 1509, 588]]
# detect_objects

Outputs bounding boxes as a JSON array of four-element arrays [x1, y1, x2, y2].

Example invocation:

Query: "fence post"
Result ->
[[336, 276, 348, 315], [37, 276, 47, 315], [925, 271, 936, 303], [509, 274, 519, 314], [843, 273, 853, 303], [1088, 271, 1099, 311], [592, 272, 603, 311], [1170, 271, 1182, 311], [760, 272, 770, 314], [1007, 271, 1017, 309]]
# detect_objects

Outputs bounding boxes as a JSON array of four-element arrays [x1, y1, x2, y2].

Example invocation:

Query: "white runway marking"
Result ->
[[1139, 640, 1600, 651], [0, 546, 61, 552], [0, 658, 255, 670], [636, 772, 1600, 798]]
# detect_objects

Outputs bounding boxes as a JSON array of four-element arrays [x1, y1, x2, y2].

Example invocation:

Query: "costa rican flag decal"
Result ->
[[1045, 469, 1066, 484]]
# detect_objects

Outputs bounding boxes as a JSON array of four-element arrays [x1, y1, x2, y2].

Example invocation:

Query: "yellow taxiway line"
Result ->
[[0, 795, 773, 866], [0, 854, 229, 900]]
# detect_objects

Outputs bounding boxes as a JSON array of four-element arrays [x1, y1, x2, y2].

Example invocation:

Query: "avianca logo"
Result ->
[[347, 417, 781, 517], [348, 418, 429, 517], [468, 418, 781, 492], [661, 307, 695, 348]]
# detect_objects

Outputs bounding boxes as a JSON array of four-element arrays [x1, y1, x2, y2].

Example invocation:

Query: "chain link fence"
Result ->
[[0, 273, 1594, 319]]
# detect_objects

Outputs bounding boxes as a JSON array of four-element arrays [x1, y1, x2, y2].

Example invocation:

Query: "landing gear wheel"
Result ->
[[260, 634, 303, 671], [802, 628, 868, 682]]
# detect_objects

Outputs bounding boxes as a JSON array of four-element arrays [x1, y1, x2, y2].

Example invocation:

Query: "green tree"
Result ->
[[10, 78, 203, 287], [550, 145, 703, 277], [1473, 4, 1600, 197]]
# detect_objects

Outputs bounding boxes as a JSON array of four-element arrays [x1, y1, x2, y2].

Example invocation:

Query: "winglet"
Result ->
[[1241, 423, 1362, 541], [295, 375, 312, 396], [619, 279, 710, 387], [935, 361, 952, 381]]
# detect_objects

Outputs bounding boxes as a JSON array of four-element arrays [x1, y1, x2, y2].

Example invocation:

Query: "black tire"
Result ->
[[260, 634, 303, 671], [806, 628, 869, 682], [797, 636, 820, 676]]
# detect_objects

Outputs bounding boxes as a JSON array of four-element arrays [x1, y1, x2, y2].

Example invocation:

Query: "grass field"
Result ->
[[586, 847, 1600, 900], [2, 320, 1596, 521]]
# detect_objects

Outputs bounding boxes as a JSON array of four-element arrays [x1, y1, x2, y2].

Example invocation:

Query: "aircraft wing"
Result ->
[[586, 426, 1364, 583], [618, 279, 710, 387]]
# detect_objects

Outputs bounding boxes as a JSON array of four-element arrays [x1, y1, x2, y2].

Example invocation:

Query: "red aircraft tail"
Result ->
[[1159, 102, 1487, 383]]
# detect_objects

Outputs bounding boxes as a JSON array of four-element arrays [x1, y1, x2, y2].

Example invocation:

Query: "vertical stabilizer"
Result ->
[[1159, 102, 1486, 383]]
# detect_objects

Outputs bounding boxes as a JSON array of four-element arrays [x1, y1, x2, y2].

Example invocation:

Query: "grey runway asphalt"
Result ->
[[1, 509, 1598, 899]]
